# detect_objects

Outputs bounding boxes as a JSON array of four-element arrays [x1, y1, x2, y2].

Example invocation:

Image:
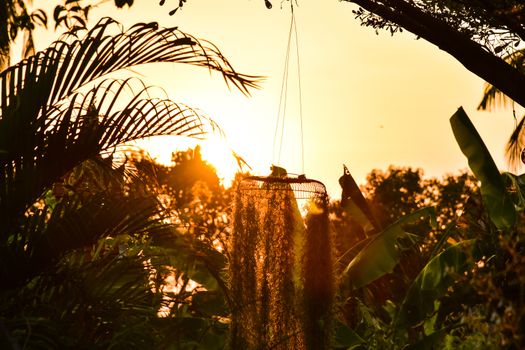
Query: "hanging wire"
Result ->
[[272, 2, 305, 174], [293, 6, 305, 174]]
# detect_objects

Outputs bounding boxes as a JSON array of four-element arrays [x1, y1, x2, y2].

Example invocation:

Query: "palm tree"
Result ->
[[478, 48, 525, 170], [0, 17, 258, 347]]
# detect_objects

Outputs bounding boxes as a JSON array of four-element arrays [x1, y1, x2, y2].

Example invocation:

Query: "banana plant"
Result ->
[[337, 107, 525, 349], [339, 165, 435, 290], [336, 166, 436, 348]]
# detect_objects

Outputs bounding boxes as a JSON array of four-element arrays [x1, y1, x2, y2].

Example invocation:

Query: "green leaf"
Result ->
[[333, 320, 366, 348], [153, 231, 227, 292], [192, 291, 228, 317], [395, 240, 473, 331], [343, 207, 435, 289], [406, 327, 450, 350], [450, 107, 516, 229], [343, 199, 375, 233]]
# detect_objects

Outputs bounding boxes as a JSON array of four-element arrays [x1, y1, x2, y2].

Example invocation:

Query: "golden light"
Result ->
[[199, 135, 240, 187], [137, 134, 246, 187]]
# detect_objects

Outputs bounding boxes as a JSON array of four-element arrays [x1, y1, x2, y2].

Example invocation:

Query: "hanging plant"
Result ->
[[229, 176, 334, 349]]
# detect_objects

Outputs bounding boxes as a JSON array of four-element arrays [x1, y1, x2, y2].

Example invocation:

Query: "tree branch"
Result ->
[[348, 0, 525, 108]]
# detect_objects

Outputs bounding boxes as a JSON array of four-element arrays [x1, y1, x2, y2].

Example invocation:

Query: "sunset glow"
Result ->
[[199, 135, 240, 186], [139, 134, 246, 187]]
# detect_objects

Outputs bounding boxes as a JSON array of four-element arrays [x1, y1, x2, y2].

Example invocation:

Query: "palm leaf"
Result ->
[[0, 17, 249, 348], [1, 17, 260, 110], [3, 191, 169, 289], [0, 18, 260, 233], [477, 49, 525, 170], [8, 254, 162, 348], [504, 113, 525, 171], [477, 48, 525, 112]]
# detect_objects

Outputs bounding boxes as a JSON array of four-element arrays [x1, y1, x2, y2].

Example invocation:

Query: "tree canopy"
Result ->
[[0, 0, 135, 69]]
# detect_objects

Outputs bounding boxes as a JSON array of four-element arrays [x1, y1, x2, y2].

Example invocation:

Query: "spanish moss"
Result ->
[[229, 178, 334, 349]]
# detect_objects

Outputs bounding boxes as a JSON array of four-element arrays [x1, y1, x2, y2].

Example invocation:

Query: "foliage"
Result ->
[[477, 48, 525, 170], [0, 0, 136, 70], [449, 108, 525, 348], [0, 0, 46, 68], [343, 207, 435, 290], [350, 0, 525, 55], [0, 18, 256, 347], [129, 147, 231, 252], [336, 167, 482, 349], [361, 166, 477, 230], [157, 0, 272, 14], [333, 164, 477, 337], [334, 165, 477, 292], [333, 108, 525, 349]]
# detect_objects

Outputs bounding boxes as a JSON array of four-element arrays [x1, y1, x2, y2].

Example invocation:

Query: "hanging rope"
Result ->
[[272, 2, 305, 174]]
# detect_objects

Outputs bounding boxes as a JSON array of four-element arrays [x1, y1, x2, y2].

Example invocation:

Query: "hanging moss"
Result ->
[[263, 186, 303, 349], [302, 197, 334, 349], [229, 179, 334, 350], [229, 187, 260, 348]]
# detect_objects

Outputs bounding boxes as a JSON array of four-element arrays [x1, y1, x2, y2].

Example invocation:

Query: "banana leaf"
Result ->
[[450, 107, 515, 229], [339, 164, 381, 233], [394, 240, 473, 331], [343, 207, 435, 289]]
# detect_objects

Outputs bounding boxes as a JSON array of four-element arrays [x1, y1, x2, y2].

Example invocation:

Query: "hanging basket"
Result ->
[[238, 174, 327, 200], [229, 173, 334, 350]]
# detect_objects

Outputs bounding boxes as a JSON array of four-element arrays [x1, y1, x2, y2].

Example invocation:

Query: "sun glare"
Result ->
[[138, 135, 247, 187], [199, 136, 240, 186]]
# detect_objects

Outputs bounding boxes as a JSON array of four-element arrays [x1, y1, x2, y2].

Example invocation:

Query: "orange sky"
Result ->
[[32, 0, 520, 197]]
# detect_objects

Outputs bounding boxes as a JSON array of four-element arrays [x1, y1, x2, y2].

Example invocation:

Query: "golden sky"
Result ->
[[32, 0, 520, 197]]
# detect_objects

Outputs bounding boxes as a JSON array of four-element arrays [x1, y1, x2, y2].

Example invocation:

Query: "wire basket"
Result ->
[[238, 174, 327, 200]]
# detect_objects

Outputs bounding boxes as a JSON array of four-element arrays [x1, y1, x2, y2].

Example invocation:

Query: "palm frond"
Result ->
[[0, 20, 242, 232], [6, 254, 162, 348], [505, 113, 525, 171], [0, 17, 260, 113], [0, 17, 257, 231], [0, 16, 241, 348], [2, 191, 169, 289], [477, 49, 525, 169], [477, 48, 525, 111], [477, 82, 514, 111]]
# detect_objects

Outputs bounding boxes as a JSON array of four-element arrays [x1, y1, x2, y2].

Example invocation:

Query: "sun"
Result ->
[[136, 133, 266, 188], [199, 135, 240, 186]]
